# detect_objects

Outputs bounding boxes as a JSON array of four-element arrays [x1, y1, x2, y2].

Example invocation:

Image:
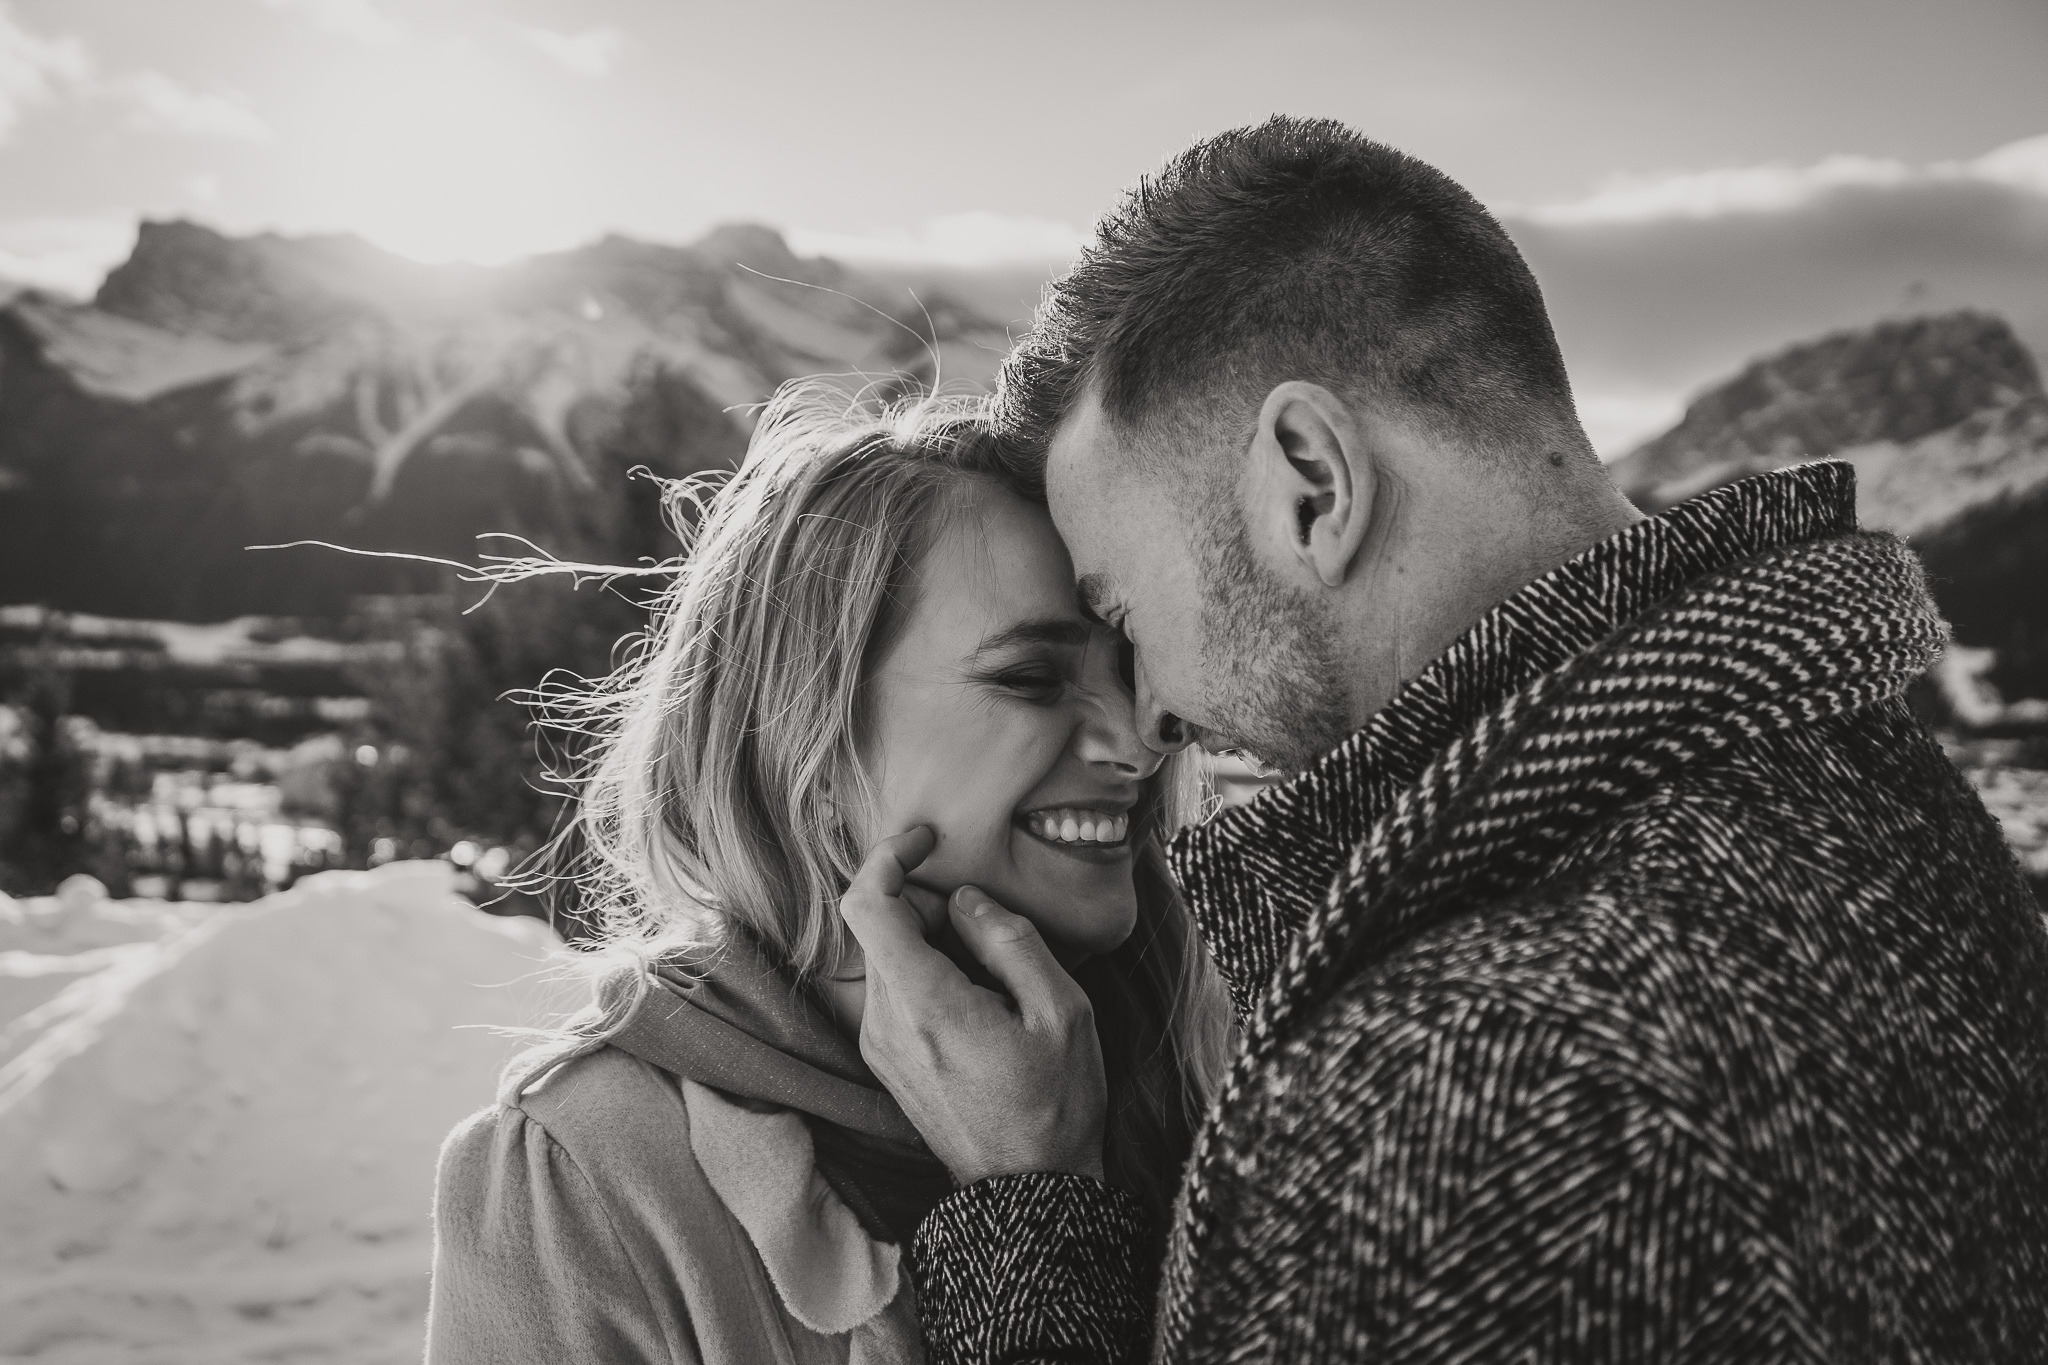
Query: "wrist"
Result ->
[[951, 1147, 1104, 1186]]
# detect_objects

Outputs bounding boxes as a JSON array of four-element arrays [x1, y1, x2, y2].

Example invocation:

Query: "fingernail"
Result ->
[[956, 886, 989, 916]]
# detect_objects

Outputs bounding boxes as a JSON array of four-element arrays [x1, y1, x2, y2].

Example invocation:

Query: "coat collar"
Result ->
[[1168, 460, 1866, 1021]]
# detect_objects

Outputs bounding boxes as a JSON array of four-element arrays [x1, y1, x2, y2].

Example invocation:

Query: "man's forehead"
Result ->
[[1045, 387, 1119, 488], [1043, 393, 1123, 591]]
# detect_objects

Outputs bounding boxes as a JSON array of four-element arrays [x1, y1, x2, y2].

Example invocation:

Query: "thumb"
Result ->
[[948, 885, 1081, 1024]]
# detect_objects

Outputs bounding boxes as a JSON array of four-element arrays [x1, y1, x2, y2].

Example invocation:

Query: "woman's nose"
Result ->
[[1075, 692, 1167, 778]]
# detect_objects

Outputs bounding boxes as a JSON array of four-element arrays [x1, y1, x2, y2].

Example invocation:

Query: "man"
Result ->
[[841, 117, 2048, 1363]]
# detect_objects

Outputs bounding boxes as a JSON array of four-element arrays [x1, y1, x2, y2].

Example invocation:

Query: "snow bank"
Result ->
[[0, 879, 215, 1035], [0, 862, 571, 1364]]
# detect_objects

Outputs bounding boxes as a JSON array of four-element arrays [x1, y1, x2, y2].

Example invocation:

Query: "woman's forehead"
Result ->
[[916, 483, 1084, 639]]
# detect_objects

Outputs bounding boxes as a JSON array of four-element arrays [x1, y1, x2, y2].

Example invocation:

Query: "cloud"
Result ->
[[0, 8, 271, 147], [1975, 133, 2048, 195], [111, 72, 272, 142], [1526, 132, 2048, 226], [790, 212, 1086, 268], [512, 23, 623, 78], [0, 214, 135, 297], [0, 4, 90, 139], [1502, 139, 2048, 455], [257, 0, 402, 46], [1573, 391, 1691, 462]]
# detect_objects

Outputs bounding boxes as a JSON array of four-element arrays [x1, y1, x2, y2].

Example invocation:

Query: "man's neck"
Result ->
[[1344, 474, 1643, 729]]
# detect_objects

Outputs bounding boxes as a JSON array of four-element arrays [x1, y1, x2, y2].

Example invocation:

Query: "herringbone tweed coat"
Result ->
[[910, 463, 2048, 1364]]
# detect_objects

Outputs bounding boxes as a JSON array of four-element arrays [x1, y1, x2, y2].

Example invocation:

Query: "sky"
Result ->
[[1, 0, 2045, 451]]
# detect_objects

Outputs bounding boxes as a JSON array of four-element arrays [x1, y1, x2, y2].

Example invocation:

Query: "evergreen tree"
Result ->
[[335, 577, 648, 892], [0, 666, 93, 896]]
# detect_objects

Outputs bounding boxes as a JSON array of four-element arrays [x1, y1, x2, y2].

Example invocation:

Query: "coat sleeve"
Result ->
[[910, 1172, 1152, 1365], [425, 1102, 684, 1365]]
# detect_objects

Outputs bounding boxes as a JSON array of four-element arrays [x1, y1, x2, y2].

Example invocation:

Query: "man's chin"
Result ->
[[1203, 735, 1307, 781], [1228, 748, 1291, 780], [1205, 695, 1356, 779]]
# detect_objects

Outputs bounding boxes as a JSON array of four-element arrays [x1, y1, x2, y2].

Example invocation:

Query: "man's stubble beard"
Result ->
[[1192, 513, 1354, 776]]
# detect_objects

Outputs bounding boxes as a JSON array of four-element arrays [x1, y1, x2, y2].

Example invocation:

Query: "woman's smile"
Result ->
[[1014, 801, 1134, 863]]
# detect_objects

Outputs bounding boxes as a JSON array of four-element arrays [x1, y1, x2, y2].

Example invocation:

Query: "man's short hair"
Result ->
[[993, 116, 1586, 480]]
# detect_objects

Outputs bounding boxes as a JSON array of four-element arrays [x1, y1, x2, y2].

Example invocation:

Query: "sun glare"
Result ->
[[289, 43, 607, 266]]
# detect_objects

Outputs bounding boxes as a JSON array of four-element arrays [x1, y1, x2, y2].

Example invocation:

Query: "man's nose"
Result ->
[[1135, 672, 1196, 756]]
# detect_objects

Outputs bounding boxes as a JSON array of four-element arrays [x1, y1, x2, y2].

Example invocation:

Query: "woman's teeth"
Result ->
[[1027, 809, 1129, 845]]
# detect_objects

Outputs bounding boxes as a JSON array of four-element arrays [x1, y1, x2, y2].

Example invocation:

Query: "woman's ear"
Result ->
[[1249, 382, 1375, 589]]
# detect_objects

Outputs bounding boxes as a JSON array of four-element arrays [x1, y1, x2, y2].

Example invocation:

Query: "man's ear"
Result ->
[[1248, 381, 1374, 589]]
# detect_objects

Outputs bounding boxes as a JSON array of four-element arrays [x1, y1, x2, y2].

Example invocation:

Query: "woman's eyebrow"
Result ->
[[969, 618, 1090, 660]]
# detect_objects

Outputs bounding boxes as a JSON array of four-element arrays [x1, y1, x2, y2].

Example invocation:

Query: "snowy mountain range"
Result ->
[[0, 220, 1010, 619], [3, 221, 2044, 706]]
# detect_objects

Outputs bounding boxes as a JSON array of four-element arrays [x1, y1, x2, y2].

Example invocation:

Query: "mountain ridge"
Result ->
[[0, 218, 1009, 621]]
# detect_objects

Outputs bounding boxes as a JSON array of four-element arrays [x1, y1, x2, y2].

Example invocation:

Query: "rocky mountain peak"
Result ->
[[92, 219, 378, 345], [690, 222, 830, 284], [1611, 311, 2042, 500]]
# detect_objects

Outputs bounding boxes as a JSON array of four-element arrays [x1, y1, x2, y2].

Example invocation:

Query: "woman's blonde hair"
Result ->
[[512, 381, 1229, 1227]]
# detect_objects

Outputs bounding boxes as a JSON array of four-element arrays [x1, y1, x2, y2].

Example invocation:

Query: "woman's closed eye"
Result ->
[[985, 664, 1068, 704], [964, 619, 1093, 705]]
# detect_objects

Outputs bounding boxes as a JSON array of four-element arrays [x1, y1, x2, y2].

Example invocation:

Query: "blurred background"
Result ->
[[1, 1, 2044, 1360]]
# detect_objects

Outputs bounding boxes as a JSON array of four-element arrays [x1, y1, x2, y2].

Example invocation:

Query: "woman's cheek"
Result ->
[[888, 807, 1013, 908], [891, 712, 1073, 910]]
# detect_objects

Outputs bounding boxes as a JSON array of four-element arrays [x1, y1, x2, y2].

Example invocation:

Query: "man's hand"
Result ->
[[839, 827, 1108, 1186]]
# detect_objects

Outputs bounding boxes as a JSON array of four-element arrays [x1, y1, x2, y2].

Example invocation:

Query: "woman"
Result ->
[[424, 387, 1230, 1364]]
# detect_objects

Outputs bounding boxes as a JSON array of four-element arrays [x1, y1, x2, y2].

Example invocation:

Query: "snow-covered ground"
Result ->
[[0, 863, 570, 1364], [2, 767, 2039, 1365]]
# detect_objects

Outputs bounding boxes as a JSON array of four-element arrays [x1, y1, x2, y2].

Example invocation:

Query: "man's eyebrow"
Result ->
[[1074, 574, 1112, 625], [969, 618, 1091, 659]]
